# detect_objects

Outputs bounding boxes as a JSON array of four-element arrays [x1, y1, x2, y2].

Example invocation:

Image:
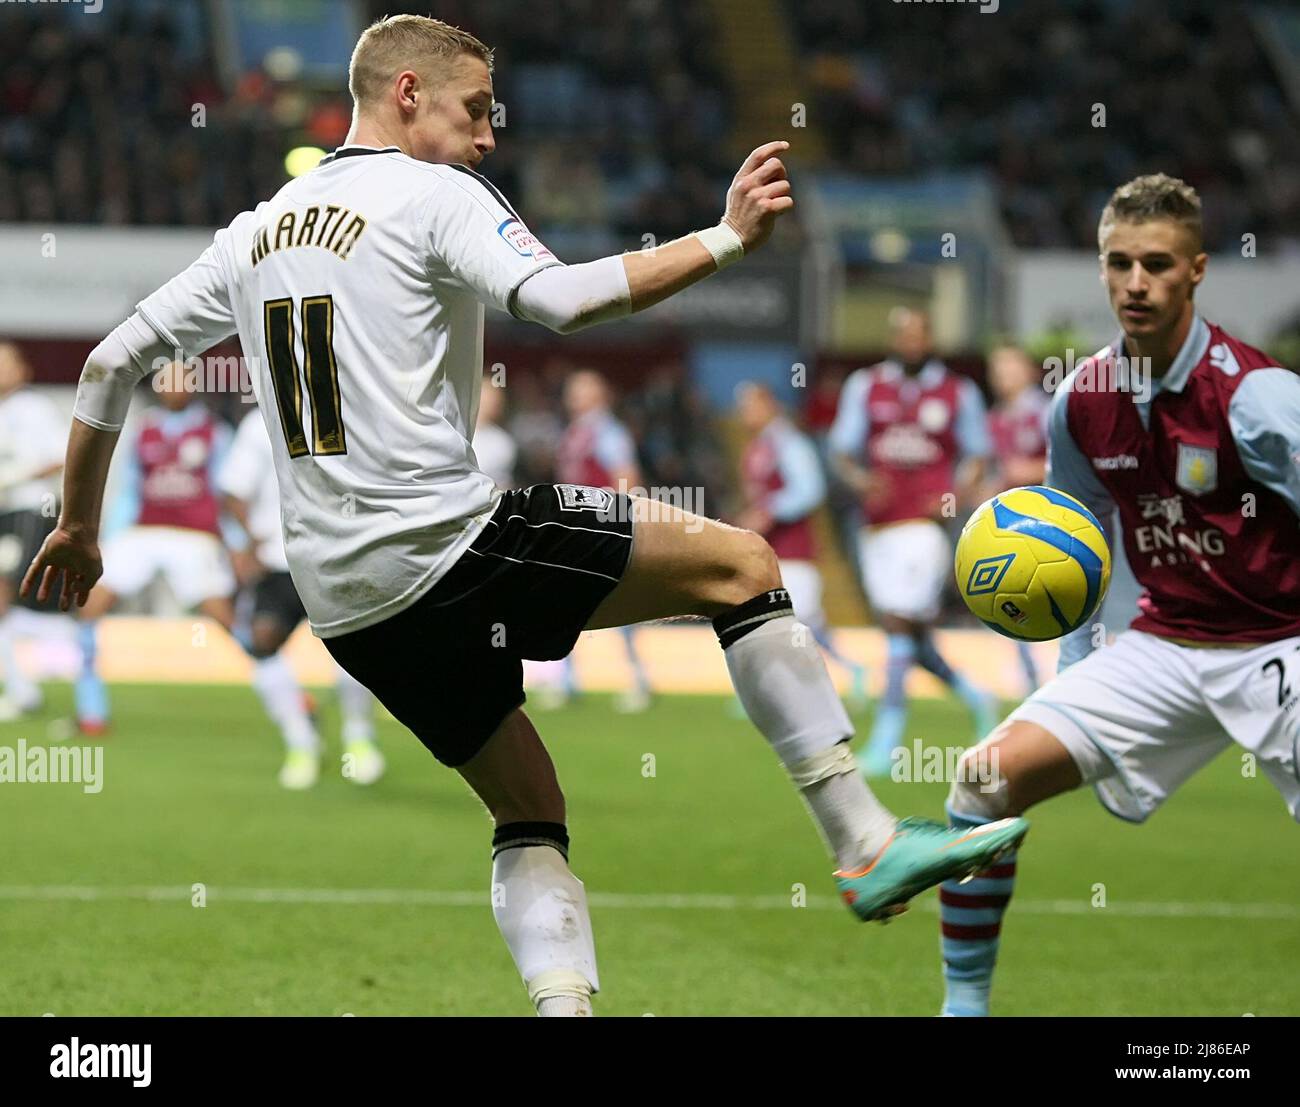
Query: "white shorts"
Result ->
[[100, 526, 234, 609], [1010, 630, 1300, 823], [778, 559, 824, 628], [857, 519, 950, 622]]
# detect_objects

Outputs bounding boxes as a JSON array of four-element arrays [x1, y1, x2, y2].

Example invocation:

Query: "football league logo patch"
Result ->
[[556, 484, 614, 512], [497, 217, 555, 260], [1175, 443, 1217, 496]]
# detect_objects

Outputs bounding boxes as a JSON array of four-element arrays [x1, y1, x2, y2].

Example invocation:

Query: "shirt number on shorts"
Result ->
[[1261, 647, 1300, 709], [263, 295, 348, 458]]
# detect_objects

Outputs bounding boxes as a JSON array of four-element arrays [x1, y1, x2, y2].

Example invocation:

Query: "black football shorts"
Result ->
[[250, 570, 308, 630], [322, 484, 635, 767]]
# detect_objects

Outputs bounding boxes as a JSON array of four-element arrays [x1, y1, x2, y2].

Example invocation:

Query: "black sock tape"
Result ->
[[492, 820, 570, 861], [712, 589, 794, 649]]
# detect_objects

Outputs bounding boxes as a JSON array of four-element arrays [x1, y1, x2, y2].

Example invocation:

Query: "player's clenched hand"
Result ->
[[722, 140, 794, 252], [21, 525, 103, 612]]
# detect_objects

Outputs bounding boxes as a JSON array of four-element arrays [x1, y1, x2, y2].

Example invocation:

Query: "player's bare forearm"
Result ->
[[20, 417, 118, 609], [58, 417, 120, 540], [621, 237, 717, 313]]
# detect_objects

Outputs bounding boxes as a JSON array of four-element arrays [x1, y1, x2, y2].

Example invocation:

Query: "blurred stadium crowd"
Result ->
[[3, 0, 1297, 252], [791, 0, 1300, 252], [0, 0, 733, 242]]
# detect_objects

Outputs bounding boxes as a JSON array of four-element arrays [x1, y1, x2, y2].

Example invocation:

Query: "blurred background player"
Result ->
[[220, 407, 382, 790], [982, 343, 1052, 694], [0, 342, 68, 720], [830, 308, 1000, 776], [477, 376, 575, 708], [476, 375, 572, 707], [733, 381, 868, 708], [473, 376, 518, 490], [553, 369, 653, 713], [74, 366, 236, 734]]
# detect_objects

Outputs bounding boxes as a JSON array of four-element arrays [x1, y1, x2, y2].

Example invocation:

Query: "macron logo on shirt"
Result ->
[[1092, 454, 1139, 471], [1208, 343, 1241, 377], [497, 218, 554, 261]]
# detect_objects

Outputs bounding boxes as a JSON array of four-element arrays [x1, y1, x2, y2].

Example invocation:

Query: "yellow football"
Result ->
[[955, 485, 1112, 642]]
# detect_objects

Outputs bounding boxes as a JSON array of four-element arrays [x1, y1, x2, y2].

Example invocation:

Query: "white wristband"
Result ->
[[695, 222, 745, 271]]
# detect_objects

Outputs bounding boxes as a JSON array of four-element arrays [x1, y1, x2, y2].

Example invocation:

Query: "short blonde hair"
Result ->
[[348, 14, 493, 107], [1098, 173, 1203, 253]]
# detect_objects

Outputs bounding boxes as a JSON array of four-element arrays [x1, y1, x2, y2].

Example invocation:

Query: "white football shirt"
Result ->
[[218, 410, 290, 573], [123, 146, 563, 636], [0, 387, 67, 513], [472, 421, 517, 489]]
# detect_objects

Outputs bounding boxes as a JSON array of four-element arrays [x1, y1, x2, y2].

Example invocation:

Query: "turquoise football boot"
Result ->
[[834, 815, 1029, 922]]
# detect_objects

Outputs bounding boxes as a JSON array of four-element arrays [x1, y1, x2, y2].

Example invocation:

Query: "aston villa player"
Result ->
[[934, 174, 1300, 1017], [553, 369, 654, 712], [734, 381, 868, 704], [830, 308, 1001, 776]]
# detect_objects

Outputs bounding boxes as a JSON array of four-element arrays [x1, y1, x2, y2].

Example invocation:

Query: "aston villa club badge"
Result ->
[[1175, 443, 1217, 495]]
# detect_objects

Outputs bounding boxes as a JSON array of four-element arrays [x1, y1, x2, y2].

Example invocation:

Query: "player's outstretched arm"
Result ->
[[512, 141, 793, 333], [21, 316, 171, 610]]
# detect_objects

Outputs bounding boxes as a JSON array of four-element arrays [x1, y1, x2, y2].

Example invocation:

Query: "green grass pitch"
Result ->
[[1, 683, 1297, 1016]]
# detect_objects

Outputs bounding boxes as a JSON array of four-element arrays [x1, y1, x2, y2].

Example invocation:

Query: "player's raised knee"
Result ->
[[713, 527, 782, 612]]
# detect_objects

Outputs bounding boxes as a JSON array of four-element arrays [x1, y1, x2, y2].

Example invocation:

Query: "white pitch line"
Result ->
[[0, 885, 1296, 920]]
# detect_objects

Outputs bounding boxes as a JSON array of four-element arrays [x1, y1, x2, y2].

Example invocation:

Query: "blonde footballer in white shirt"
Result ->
[[26, 15, 1026, 1016]]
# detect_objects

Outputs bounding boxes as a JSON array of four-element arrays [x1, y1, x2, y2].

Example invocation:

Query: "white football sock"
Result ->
[[795, 747, 898, 868], [491, 839, 598, 1017], [0, 612, 40, 708], [252, 654, 318, 753], [718, 609, 896, 866], [334, 665, 375, 744], [536, 994, 589, 1017], [720, 614, 853, 764]]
